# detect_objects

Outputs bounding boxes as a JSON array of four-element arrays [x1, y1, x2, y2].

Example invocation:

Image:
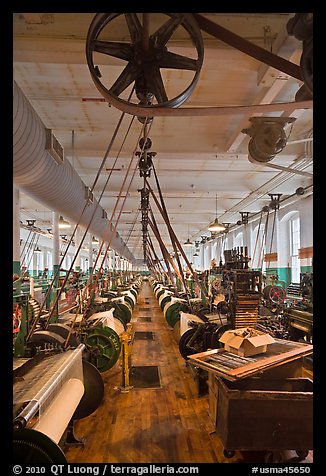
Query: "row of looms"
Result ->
[[12, 12, 313, 466]]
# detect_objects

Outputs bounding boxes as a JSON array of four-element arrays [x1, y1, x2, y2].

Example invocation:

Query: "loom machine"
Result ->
[[13, 270, 141, 463], [13, 344, 104, 463], [176, 247, 263, 360], [283, 272, 313, 343]]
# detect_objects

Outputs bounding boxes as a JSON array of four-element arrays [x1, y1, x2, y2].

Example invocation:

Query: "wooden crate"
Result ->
[[208, 371, 219, 425], [216, 377, 313, 452]]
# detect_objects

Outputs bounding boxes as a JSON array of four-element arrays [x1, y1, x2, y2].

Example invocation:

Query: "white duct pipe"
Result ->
[[13, 81, 134, 263]]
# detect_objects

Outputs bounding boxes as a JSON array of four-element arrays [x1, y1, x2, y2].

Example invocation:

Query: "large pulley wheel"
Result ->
[[179, 327, 205, 360], [86, 13, 204, 113], [13, 428, 67, 464], [72, 360, 104, 420], [287, 13, 313, 97], [85, 326, 121, 372]]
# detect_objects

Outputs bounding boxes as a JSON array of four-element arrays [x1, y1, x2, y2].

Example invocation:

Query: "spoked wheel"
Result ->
[[268, 285, 286, 305], [179, 327, 205, 360], [86, 13, 204, 114], [85, 326, 121, 372]]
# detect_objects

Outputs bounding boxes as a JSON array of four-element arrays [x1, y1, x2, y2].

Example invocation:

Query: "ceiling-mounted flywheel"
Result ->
[[86, 13, 204, 113]]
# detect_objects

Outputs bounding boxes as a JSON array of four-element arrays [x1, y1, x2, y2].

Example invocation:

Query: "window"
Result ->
[[204, 244, 210, 269], [212, 241, 217, 261], [36, 251, 43, 275], [47, 251, 52, 273], [66, 254, 72, 269], [289, 216, 300, 283], [234, 231, 243, 249], [220, 236, 228, 264]]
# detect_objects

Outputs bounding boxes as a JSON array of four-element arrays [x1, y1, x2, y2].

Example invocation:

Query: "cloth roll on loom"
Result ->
[[87, 308, 126, 335], [13, 344, 86, 462]]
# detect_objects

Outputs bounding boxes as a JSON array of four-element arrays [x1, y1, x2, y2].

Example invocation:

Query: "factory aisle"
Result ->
[[65, 279, 313, 464]]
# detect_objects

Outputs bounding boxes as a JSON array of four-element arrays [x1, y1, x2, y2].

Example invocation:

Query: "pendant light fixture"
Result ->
[[58, 215, 70, 229], [208, 194, 226, 233], [183, 225, 193, 247]]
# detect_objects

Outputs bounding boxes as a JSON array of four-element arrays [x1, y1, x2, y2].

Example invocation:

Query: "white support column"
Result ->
[[88, 233, 93, 275], [74, 226, 81, 271], [52, 211, 60, 281], [43, 248, 48, 275]]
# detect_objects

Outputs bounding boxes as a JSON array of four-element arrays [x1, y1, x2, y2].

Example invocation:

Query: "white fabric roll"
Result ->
[[34, 378, 84, 443]]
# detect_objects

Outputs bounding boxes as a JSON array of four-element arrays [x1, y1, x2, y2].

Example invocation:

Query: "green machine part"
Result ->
[[85, 326, 121, 372], [165, 302, 188, 328], [160, 294, 172, 311], [156, 288, 166, 300], [112, 301, 132, 326]]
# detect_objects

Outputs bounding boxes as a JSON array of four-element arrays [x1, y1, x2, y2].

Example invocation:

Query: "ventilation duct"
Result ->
[[13, 81, 134, 262]]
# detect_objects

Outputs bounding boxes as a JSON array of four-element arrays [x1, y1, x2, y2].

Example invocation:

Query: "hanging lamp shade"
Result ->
[[207, 217, 226, 232], [58, 215, 70, 228], [183, 238, 193, 247], [184, 224, 193, 247], [207, 194, 225, 233]]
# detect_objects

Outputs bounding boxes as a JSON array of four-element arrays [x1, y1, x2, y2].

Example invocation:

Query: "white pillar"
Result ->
[[88, 233, 93, 274], [74, 226, 81, 270], [52, 211, 60, 280]]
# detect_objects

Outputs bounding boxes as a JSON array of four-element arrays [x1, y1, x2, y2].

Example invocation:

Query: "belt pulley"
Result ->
[[86, 13, 204, 113]]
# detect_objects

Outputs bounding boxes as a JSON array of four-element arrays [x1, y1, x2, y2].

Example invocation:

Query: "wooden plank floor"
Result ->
[[65, 280, 313, 464]]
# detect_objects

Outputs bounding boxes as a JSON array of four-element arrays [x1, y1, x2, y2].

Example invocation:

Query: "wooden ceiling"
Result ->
[[13, 13, 313, 261]]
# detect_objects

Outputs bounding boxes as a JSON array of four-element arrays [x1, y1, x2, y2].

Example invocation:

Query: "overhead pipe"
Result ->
[[13, 81, 134, 262]]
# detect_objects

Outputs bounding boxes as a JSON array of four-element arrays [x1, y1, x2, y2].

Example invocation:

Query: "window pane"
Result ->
[[289, 217, 300, 283]]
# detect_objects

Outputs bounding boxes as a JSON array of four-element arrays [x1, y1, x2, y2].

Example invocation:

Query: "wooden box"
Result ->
[[216, 377, 313, 452], [219, 327, 275, 357], [208, 371, 219, 425]]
